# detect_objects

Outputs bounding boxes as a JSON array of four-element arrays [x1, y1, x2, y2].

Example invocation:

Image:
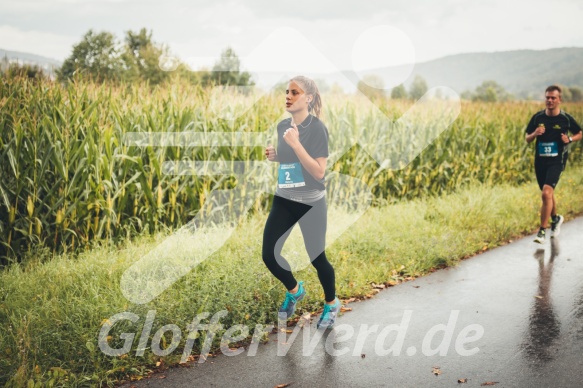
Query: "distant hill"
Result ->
[[0, 49, 61, 77], [2, 46, 582, 98], [408, 47, 583, 98], [339, 47, 583, 99]]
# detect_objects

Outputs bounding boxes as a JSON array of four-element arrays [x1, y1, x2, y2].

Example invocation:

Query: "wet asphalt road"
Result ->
[[129, 217, 583, 388]]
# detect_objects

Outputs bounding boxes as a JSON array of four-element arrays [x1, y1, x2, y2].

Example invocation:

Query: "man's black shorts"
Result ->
[[534, 158, 566, 190]]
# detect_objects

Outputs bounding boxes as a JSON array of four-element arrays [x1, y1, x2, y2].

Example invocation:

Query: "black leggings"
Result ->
[[262, 195, 336, 302]]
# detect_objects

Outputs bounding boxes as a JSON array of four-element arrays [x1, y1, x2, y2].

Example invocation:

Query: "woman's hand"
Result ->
[[265, 144, 278, 162], [281, 122, 326, 180], [283, 123, 301, 149]]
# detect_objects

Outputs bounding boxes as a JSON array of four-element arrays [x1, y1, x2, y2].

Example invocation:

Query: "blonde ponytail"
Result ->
[[290, 75, 322, 118]]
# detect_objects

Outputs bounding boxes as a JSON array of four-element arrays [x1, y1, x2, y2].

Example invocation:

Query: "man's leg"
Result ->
[[546, 162, 566, 237], [540, 184, 554, 229]]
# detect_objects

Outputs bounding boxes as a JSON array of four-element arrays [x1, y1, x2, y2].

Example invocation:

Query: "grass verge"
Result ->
[[2, 167, 583, 386]]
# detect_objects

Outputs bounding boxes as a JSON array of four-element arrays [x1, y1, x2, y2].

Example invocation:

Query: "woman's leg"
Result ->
[[262, 195, 309, 290], [298, 197, 336, 302]]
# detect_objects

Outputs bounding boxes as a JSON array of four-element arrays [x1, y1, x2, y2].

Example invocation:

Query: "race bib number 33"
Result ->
[[278, 163, 306, 188], [538, 141, 558, 157]]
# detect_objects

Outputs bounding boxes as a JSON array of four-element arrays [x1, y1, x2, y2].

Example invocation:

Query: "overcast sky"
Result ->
[[1, 0, 582, 87]]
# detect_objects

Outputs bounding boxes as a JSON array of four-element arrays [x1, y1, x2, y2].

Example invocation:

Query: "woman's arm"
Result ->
[[283, 124, 327, 180], [292, 147, 327, 180], [265, 144, 279, 162]]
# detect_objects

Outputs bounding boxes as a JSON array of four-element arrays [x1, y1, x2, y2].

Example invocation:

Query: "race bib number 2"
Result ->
[[538, 142, 558, 157], [278, 163, 306, 188]]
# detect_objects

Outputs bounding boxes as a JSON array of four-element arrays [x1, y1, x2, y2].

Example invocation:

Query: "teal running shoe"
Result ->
[[317, 298, 341, 329], [278, 281, 306, 319]]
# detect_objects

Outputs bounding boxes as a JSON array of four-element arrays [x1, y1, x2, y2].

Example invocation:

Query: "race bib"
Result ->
[[537, 142, 558, 157], [278, 163, 306, 188]]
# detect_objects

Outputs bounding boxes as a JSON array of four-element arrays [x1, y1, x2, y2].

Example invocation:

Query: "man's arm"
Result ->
[[560, 115, 583, 144], [561, 132, 582, 144], [526, 124, 545, 143]]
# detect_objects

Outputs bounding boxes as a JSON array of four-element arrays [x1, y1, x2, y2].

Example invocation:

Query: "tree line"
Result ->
[[356, 74, 583, 102], [1, 28, 583, 101], [1, 28, 252, 87]]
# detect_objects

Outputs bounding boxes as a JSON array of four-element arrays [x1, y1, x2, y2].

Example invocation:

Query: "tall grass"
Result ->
[[1, 76, 582, 263], [0, 78, 280, 262], [2, 167, 583, 387], [2, 75, 583, 385]]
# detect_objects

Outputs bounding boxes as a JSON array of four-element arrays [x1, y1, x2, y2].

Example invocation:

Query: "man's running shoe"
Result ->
[[317, 298, 341, 329], [550, 215, 564, 238], [278, 281, 306, 320], [534, 229, 546, 244]]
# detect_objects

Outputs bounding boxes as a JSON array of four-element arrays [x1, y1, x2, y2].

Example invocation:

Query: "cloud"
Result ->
[[0, 0, 582, 68], [236, 0, 434, 21], [0, 25, 76, 60]]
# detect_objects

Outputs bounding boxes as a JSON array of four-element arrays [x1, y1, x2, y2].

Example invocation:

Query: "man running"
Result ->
[[525, 85, 582, 244]]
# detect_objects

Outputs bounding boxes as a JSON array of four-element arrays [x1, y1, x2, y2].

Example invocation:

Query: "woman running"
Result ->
[[263, 75, 340, 329]]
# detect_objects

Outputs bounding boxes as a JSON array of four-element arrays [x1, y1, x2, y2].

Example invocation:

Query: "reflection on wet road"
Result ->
[[130, 218, 583, 388], [522, 239, 561, 365]]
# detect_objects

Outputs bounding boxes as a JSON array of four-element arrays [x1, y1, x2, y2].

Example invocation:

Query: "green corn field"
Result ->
[[1, 76, 582, 263]]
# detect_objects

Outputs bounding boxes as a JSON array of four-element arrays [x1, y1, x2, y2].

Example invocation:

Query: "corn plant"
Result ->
[[1, 76, 581, 263]]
